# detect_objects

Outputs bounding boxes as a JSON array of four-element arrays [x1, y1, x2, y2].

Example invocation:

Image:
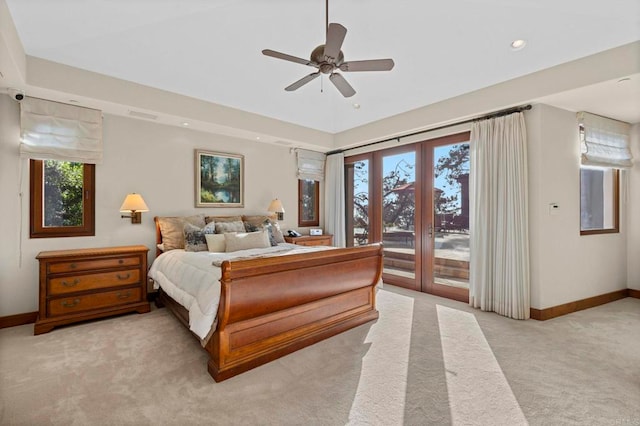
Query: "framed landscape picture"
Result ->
[[195, 150, 244, 207]]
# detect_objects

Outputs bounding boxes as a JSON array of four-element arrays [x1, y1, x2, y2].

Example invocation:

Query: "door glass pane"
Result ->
[[43, 160, 85, 227], [346, 159, 370, 247], [433, 143, 470, 289], [382, 152, 416, 280]]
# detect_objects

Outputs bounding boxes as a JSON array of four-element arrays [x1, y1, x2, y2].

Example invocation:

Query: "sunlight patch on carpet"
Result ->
[[437, 304, 528, 425], [348, 290, 414, 425]]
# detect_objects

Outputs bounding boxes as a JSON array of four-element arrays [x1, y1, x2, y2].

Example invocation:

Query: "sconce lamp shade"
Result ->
[[120, 193, 149, 213], [120, 193, 149, 224], [268, 198, 285, 221]]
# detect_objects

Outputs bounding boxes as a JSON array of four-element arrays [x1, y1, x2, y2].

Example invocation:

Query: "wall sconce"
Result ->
[[120, 193, 149, 224], [268, 198, 285, 221]]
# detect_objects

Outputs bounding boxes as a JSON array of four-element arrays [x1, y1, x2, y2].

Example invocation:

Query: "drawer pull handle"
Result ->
[[61, 279, 80, 287], [69, 263, 77, 269], [118, 259, 124, 264], [61, 299, 80, 308], [116, 273, 131, 280], [117, 291, 132, 300]]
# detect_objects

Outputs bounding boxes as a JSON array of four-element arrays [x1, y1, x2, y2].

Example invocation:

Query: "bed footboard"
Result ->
[[206, 243, 383, 382]]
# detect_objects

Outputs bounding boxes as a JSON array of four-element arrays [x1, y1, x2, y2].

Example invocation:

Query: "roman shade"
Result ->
[[19, 97, 103, 164], [578, 111, 632, 168], [297, 149, 326, 181]]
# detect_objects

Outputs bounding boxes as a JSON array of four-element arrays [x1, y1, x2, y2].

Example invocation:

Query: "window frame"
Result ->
[[29, 159, 96, 238], [579, 166, 619, 236], [298, 179, 320, 227]]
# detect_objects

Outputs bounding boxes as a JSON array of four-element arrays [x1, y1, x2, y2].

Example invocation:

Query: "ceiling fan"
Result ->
[[262, 0, 394, 98]]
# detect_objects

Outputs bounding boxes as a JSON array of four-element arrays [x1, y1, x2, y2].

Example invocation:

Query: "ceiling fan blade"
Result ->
[[324, 23, 347, 62], [329, 73, 356, 98], [340, 58, 395, 72], [285, 72, 321, 91], [262, 49, 317, 67]]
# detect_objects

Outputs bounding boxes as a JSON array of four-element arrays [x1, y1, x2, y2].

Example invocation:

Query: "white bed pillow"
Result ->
[[205, 233, 226, 253], [224, 230, 271, 252]]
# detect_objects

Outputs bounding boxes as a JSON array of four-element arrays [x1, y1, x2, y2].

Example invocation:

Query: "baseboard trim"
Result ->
[[0, 311, 38, 329], [629, 289, 640, 299], [530, 289, 630, 320]]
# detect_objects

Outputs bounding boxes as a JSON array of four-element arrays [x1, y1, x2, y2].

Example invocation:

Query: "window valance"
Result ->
[[20, 97, 103, 164], [297, 149, 326, 181], [578, 111, 632, 168]]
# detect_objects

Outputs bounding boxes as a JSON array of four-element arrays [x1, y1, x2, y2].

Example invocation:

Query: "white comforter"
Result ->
[[148, 243, 329, 341]]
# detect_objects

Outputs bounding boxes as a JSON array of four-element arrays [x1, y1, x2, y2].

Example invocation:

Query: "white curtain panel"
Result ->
[[324, 153, 346, 247], [19, 97, 103, 164], [469, 112, 530, 319]]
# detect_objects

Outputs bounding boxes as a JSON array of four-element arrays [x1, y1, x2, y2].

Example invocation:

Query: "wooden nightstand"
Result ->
[[284, 234, 333, 247], [34, 245, 150, 335]]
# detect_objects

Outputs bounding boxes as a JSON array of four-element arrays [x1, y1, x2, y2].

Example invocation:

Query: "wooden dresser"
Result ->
[[34, 245, 150, 335], [284, 234, 333, 246]]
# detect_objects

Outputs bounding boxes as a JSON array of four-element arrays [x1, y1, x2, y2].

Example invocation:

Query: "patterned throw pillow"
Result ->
[[269, 221, 285, 244], [244, 216, 284, 246], [183, 222, 216, 252]]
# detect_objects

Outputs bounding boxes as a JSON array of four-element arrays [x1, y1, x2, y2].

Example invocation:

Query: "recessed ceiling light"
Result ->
[[256, 136, 261, 140], [352, 103, 361, 109], [182, 122, 189, 126], [510, 39, 526, 50]]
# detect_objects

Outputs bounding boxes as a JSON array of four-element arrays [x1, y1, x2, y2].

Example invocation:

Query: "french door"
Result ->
[[345, 132, 470, 302]]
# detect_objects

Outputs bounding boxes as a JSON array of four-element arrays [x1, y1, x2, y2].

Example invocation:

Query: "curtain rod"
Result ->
[[326, 104, 532, 155]]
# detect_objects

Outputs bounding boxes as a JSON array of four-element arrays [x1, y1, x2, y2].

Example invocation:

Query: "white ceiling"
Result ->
[[4, 0, 640, 133]]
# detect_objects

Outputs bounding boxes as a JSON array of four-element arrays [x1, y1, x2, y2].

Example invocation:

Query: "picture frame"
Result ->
[[195, 150, 244, 208]]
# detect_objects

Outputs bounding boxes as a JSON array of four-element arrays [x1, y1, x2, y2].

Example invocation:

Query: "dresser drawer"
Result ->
[[48, 256, 140, 274], [48, 269, 141, 295], [48, 287, 142, 316]]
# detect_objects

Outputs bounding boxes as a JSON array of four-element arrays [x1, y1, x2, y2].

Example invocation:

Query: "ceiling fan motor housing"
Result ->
[[311, 45, 344, 73]]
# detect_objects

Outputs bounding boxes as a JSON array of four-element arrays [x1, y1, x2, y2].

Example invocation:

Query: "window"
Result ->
[[580, 167, 619, 235], [30, 159, 95, 238], [576, 112, 629, 236], [298, 179, 319, 227]]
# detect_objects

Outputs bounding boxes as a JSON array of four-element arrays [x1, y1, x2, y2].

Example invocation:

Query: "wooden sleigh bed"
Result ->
[[152, 217, 383, 382]]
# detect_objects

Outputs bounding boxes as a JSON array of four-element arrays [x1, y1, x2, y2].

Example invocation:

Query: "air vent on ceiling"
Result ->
[[128, 110, 158, 120], [274, 140, 292, 146]]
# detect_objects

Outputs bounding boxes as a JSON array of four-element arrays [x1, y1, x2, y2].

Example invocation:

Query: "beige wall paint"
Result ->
[[627, 123, 640, 290], [0, 94, 303, 316], [527, 104, 628, 309]]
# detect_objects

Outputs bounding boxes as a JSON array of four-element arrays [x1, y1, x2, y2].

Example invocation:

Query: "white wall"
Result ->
[[0, 94, 302, 316], [527, 104, 628, 309], [627, 123, 640, 290]]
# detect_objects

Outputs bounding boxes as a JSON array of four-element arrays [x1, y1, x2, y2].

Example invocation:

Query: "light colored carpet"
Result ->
[[1, 286, 639, 426]]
